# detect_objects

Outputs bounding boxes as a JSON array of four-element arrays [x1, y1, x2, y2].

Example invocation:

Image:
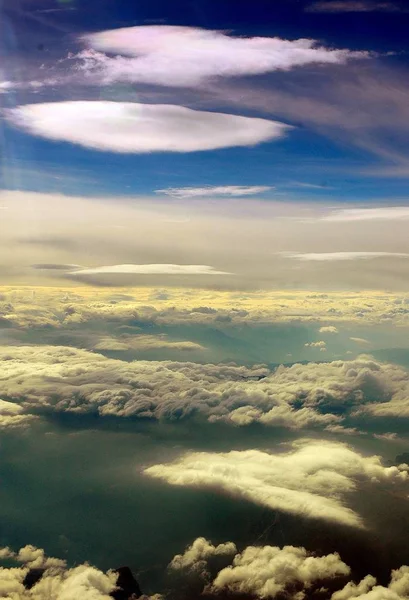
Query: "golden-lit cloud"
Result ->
[[144, 440, 409, 528]]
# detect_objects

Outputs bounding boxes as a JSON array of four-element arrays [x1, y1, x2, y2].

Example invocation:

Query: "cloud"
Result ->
[[4, 190, 409, 292], [305, 340, 327, 349], [282, 252, 409, 262], [169, 537, 236, 573], [0, 400, 37, 429], [320, 326, 339, 333], [73, 25, 369, 88], [0, 543, 118, 600], [321, 208, 409, 222], [306, 1, 402, 12], [332, 575, 378, 600], [93, 334, 205, 352], [3, 284, 409, 331], [144, 440, 409, 528], [211, 544, 351, 598], [5, 101, 289, 153], [350, 337, 371, 345], [0, 344, 398, 431], [331, 567, 409, 600], [155, 185, 272, 198], [3, 344, 409, 431], [31, 263, 84, 271], [70, 264, 231, 276]]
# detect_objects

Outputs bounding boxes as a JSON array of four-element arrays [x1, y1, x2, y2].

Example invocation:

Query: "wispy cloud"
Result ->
[[350, 336, 371, 344], [306, 1, 402, 12], [6, 101, 289, 153], [322, 207, 409, 221], [71, 26, 369, 88], [281, 251, 409, 261], [156, 185, 272, 198]]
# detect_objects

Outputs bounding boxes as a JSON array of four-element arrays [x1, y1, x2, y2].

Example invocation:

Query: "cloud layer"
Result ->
[[6, 102, 289, 153], [2, 342, 409, 431]]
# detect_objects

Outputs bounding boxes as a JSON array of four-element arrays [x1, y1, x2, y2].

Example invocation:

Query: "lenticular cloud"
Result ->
[[6, 101, 289, 153], [76, 25, 369, 87]]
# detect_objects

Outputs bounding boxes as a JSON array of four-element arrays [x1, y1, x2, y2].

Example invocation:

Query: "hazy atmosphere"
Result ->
[[2, 1, 409, 599]]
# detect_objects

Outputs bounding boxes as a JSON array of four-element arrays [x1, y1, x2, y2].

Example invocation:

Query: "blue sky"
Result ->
[[2, 0, 409, 202], [3, 0, 409, 291]]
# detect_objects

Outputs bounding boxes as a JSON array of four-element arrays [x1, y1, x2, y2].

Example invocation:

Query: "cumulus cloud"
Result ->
[[306, 1, 402, 12], [3, 285, 409, 330], [144, 440, 409, 528], [168, 537, 236, 573], [155, 185, 273, 198], [211, 544, 350, 598], [2, 345, 409, 431], [166, 538, 409, 600], [320, 326, 339, 333], [6, 102, 289, 153], [0, 344, 395, 430], [73, 26, 369, 88], [282, 252, 409, 262], [0, 399, 37, 429], [330, 567, 409, 600], [305, 340, 327, 350], [0, 543, 118, 600], [332, 575, 378, 600]]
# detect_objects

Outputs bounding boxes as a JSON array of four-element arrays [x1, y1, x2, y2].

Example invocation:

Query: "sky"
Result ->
[[4, 1, 409, 600]]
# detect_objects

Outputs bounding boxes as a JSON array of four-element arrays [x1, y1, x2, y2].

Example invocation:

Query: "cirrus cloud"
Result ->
[[5, 101, 290, 153], [282, 252, 409, 262], [155, 185, 273, 198]]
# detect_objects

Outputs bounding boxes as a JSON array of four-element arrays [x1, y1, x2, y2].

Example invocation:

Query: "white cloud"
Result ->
[[144, 440, 409, 528], [155, 185, 272, 198], [6, 101, 289, 153], [0, 400, 37, 429], [322, 207, 409, 222], [350, 337, 370, 345], [92, 334, 204, 352], [70, 264, 231, 276], [305, 340, 327, 349], [306, 1, 401, 12], [332, 575, 378, 600], [75, 26, 369, 88], [211, 544, 350, 598], [0, 543, 129, 600], [3, 345, 409, 431], [282, 252, 409, 262], [169, 537, 236, 572], [320, 326, 339, 334], [16, 545, 66, 570]]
